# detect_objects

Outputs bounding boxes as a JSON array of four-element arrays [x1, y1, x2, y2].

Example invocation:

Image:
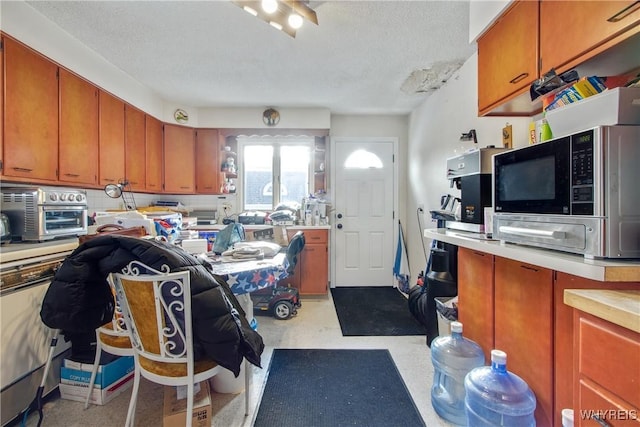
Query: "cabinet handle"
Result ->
[[472, 251, 486, 257], [13, 167, 33, 172], [180, 186, 190, 189], [607, 1, 640, 22], [509, 72, 529, 84], [520, 265, 539, 272], [64, 173, 80, 177], [104, 178, 115, 183]]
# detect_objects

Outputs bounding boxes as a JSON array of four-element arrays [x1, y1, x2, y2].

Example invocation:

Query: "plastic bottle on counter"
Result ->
[[464, 349, 536, 427], [430, 321, 485, 425]]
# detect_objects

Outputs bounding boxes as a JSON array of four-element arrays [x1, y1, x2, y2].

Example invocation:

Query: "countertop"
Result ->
[[0, 238, 79, 264], [424, 228, 640, 282], [564, 289, 640, 333]]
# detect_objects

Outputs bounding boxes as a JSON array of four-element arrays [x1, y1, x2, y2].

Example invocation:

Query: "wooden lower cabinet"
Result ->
[[280, 229, 328, 296], [494, 256, 554, 427], [457, 247, 494, 362], [555, 274, 640, 426], [458, 249, 640, 427], [574, 312, 640, 426]]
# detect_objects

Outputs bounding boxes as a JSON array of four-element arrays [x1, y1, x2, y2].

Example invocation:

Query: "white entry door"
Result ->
[[332, 139, 396, 287]]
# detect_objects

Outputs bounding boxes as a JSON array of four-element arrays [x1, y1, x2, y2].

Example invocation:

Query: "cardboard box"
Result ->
[[163, 381, 211, 427], [59, 371, 134, 405], [61, 356, 134, 389]]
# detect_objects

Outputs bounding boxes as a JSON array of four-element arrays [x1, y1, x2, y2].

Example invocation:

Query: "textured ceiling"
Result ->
[[25, 0, 476, 114]]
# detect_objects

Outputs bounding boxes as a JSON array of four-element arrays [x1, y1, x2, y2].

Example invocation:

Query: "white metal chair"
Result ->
[[112, 261, 235, 427], [84, 276, 135, 409]]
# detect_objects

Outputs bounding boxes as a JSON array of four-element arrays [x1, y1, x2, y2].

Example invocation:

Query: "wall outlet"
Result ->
[[418, 204, 424, 213]]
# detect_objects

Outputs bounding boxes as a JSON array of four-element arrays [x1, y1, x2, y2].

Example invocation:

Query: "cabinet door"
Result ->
[[477, 0, 539, 114], [494, 257, 553, 427], [98, 90, 125, 186], [457, 247, 494, 362], [300, 243, 328, 295], [4, 37, 58, 181], [541, 1, 640, 73], [145, 115, 163, 192], [124, 105, 146, 191], [163, 124, 195, 194], [59, 69, 99, 185], [555, 273, 640, 426], [195, 129, 220, 194]]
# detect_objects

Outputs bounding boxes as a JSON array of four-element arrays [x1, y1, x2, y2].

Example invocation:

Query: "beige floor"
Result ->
[[25, 290, 455, 427]]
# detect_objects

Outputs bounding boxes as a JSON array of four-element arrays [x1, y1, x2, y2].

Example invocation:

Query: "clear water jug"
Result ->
[[464, 349, 536, 427], [430, 321, 485, 425]]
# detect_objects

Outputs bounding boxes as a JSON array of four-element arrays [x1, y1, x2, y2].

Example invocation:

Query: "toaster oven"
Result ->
[[1, 187, 88, 242]]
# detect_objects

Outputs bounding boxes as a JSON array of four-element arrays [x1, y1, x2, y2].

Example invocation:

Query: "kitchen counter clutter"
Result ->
[[424, 228, 640, 282]]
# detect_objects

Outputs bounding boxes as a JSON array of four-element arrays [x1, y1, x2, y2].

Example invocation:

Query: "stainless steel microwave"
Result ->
[[492, 125, 640, 259]]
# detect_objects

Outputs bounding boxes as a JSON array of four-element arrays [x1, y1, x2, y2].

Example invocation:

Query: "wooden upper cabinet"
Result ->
[[98, 90, 125, 186], [59, 69, 99, 185], [540, 1, 640, 74], [145, 115, 163, 192], [163, 124, 195, 194], [125, 105, 146, 191], [195, 129, 220, 194], [3, 37, 58, 181], [477, 0, 539, 115]]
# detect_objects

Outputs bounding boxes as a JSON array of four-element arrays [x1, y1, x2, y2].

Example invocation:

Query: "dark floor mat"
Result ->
[[331, 286, 426, 336], [253, 349, 426, 427]]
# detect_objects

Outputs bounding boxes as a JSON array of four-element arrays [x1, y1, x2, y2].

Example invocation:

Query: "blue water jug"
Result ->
[[430, 321, 485, 425], [464, 349, 537, 427]]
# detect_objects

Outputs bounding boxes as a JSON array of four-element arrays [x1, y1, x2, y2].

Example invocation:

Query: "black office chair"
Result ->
[[285, 231, 306, 274]]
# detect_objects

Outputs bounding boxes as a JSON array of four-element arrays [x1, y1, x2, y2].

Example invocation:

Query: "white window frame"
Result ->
[[238, 136, 314, 211]]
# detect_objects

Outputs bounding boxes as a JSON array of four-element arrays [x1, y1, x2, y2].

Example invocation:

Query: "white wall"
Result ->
[[405, 52, 529, 279]]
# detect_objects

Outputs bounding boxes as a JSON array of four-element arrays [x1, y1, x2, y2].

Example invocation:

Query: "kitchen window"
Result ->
[[238, 136, 313, 211]]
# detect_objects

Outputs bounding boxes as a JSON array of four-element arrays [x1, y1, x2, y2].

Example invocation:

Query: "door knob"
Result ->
[[337, 224, 343, 229], [337, 213, 343, 219]]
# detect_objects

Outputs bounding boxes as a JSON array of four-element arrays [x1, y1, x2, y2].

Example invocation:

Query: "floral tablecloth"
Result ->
[[206, 252, 290, 295]]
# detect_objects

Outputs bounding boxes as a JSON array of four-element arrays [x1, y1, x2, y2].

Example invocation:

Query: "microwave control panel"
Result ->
[[571, 130, 594, 215]]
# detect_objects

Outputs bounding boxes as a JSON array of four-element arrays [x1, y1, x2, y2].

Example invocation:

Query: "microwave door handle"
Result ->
[[499, 226, 566, 240]]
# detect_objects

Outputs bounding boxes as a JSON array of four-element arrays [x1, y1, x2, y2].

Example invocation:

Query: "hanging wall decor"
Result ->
[[174, 108, 189, 124], [263, 108, 280, 126]]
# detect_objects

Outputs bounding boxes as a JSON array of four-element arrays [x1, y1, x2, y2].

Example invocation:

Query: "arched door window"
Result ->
[[344, 149, 383, 169]]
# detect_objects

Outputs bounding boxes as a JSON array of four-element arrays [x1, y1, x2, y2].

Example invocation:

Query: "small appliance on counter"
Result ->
[[238, 211, 267, 225], [492, 125, 640, 259], [445, 147, 507, 233], [1, 187, 88, 242]]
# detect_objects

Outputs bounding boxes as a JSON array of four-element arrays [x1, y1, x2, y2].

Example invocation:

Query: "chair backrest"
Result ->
[[112, 261, 194, 372], [285, 231, 305, 275]]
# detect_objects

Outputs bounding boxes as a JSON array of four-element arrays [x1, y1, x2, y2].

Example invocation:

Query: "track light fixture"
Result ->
[[232, 0, 318, 37]]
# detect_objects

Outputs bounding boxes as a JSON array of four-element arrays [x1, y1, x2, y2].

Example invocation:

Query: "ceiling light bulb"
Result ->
[[261, 0, 278, 14], [288, 13, 303, 29], [269, 21, 283, 31], [243, 6, 258, 16]]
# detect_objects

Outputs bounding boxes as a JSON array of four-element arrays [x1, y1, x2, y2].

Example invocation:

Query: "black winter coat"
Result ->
[[40, 235, 264, 376]]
